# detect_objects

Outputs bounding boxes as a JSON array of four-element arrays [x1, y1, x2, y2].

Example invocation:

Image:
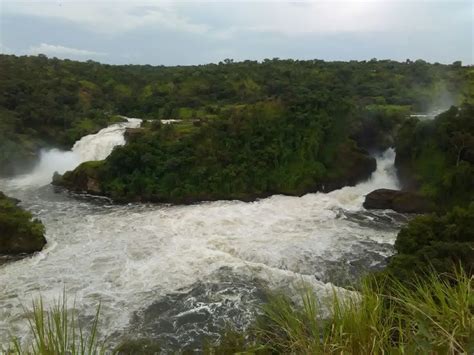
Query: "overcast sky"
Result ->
[[0, 0, 472, 65]]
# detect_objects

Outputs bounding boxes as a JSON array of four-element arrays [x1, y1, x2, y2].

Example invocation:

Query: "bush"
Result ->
[[385, 203, 474, 279]]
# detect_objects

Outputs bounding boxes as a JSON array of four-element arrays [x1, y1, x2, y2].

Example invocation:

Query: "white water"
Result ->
[[7, 118, 141, 188], [0, 126, 404, 349]]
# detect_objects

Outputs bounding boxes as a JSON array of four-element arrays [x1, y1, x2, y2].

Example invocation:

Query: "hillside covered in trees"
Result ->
[[0, 54, 469, 177]]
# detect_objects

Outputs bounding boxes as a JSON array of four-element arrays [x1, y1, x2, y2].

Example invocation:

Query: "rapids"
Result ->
[[0, 121, 407, 350]]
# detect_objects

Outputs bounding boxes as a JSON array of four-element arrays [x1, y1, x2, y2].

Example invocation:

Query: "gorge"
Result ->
[[0, 55, 472, 352], [0, 120, 406, 350]]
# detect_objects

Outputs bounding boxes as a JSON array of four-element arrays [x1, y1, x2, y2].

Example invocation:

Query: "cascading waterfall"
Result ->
[[0, 141, 406, 350], [5, 118, 141, 188], [72, 118, 142, 162]]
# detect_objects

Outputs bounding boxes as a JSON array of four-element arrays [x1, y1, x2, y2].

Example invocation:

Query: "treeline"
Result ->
[[0, 54, 470, 175]]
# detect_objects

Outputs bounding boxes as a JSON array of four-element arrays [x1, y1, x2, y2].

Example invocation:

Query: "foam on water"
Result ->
[[0, 143, 403, 349]]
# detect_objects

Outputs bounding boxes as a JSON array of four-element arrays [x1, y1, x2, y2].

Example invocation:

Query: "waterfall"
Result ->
[[72, 118, 141, 161], [6, 118, 141, 188]]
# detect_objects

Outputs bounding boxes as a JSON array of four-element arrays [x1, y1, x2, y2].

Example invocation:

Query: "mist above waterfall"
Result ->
[[6, 118, 141, 188], [410, 86, 459, 120]]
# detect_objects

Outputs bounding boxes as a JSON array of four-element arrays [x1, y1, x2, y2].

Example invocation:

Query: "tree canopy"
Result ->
[[0, 55, 469, 175]]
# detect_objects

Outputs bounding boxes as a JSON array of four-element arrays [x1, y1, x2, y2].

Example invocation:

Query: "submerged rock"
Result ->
[[363, 188, 434, 213], [0, 191, 46, 255]]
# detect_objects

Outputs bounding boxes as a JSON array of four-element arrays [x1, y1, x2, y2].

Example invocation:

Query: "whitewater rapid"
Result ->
[[0, 123, 406, 350]]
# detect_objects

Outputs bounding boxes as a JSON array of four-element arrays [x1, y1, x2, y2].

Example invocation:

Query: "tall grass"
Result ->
[[252, 269, 473, 354], [9, 293, 103, 355], [5, 269, 472, 354]]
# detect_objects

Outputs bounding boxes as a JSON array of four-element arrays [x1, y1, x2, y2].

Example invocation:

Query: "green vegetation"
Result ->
[[388, 103, 474, 281], [57, 100, 376, 202], [2, 55, 472, 353], [245, 269, 473, 354], [43, 59, 467, 203], [395, 103, 474, 210], [7, 294, 102, 355], [1, 55, 468, 177], [0, 191, 46, 255], [7, 269, 472, 354], [384, 204, 474, 280]]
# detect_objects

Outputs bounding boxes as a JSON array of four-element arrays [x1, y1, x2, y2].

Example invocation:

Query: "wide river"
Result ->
[[0, 121, 407, 351]]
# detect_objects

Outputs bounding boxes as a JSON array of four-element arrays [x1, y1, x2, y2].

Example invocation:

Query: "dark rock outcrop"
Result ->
[[124, 127, 146, 142], [0, 191, 46, 255], [53, 161, 104, 195], [363, 188, 434, 213]]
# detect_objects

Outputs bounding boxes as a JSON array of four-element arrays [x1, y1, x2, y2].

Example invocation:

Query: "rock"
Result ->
[[53, 161, 104, 195], [462, 148, 474, 164], [115, 339, 161, 354], [124, 127, 146, 142], [0, 191, 47, 255], [364, 189, 399, 209], [363, 188, 434, 213], [52, 171, 62, 185]]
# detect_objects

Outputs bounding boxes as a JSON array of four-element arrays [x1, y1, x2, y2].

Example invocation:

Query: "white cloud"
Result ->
[[2, 1, 210, 35], [255, 2, 396, 34], [2, 0, 463, 39], [28, 43, 106, 58], [0, 42, 14, 54], [211, 1, 439, 38]]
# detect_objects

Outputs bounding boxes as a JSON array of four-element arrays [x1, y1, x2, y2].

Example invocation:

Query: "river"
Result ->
[[0, 120, 407, 350]]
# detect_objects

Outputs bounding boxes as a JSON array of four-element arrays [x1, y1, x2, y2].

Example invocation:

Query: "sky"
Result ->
[[0, 0, 472, 66]]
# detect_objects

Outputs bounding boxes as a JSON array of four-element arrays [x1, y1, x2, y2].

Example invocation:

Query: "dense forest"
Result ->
[[0, 54, 469, 176], [395, 104, 474, 209], [381, 103, 474, 279]]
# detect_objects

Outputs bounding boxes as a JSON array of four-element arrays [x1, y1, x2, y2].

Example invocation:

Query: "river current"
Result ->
[[0, 120, 407, 350]]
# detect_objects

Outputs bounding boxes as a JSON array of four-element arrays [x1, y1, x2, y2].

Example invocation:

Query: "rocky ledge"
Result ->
[[0, 191, 47, 255], [52, 160, 104, 195], [363, 188, 435, 214]]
